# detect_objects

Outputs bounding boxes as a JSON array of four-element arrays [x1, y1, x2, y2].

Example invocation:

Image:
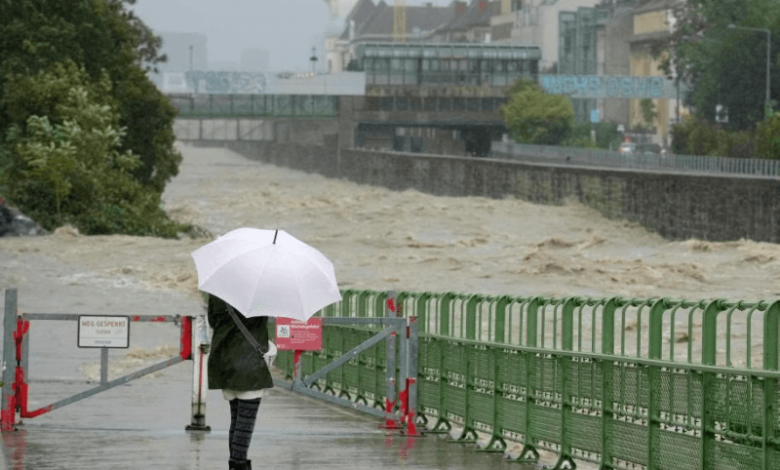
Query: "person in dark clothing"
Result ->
[[207, 294, 276, 470]]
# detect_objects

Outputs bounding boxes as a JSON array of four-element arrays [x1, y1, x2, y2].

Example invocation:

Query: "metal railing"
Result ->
[[491, 141, 780, 178], [278, 289, 780, 469], [364, 96, 508, 113], [365, 72, 534, 88], [168, 94, 339, 118]]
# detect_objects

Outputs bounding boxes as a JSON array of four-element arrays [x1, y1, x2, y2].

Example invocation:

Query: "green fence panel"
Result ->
[[270, 290, 780, 469]]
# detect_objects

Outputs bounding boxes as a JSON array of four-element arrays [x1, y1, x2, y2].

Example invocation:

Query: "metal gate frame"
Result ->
[[274, 315, 421, 435], [1, 289, 210, 432]]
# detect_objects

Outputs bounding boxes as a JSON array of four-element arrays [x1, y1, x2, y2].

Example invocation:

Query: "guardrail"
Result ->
[[491, 141, 780, 178], [278, 289, 780, 469], [168, 93, 339, 118]]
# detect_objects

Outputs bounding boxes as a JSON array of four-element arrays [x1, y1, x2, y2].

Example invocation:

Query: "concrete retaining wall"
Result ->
[[184, 139, 780, 242]]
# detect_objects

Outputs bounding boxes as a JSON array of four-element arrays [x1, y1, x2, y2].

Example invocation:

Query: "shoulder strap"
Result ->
[[226, 304, 268, 355]]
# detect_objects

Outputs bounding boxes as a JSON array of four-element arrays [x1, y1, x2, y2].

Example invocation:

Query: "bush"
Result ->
[[1, 60, 186, 237], [500, 79, 574, 145], [755, 114, 780, 159], [671, 116, 754, 158]]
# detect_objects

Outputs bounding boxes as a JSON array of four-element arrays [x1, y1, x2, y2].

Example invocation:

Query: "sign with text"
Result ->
[[275, 318, 322, 351], [78, 316, 130, 348]]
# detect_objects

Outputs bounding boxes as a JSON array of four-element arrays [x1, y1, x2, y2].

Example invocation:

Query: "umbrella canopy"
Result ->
[[191, 228, 341, 321]]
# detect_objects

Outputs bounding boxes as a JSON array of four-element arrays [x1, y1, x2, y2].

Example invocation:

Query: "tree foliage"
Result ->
[[0, 0, 185, 235], [3, 61, 184, 236], [651, 0, 780, 130], [500, 79, 575, 145]]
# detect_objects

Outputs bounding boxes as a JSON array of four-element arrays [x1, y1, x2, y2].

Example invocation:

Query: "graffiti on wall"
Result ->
[[184, 71, 267, 94], [540, 75, 680, 99]]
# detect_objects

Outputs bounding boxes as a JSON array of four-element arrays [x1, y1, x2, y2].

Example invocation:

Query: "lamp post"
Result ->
[[727, 24, 772, 118]]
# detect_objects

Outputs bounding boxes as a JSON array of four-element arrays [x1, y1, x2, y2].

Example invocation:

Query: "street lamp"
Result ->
[[727, 24, 772, 118]]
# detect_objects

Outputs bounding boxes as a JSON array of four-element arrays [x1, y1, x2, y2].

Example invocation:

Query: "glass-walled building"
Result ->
[[352, 42, 541, 87]]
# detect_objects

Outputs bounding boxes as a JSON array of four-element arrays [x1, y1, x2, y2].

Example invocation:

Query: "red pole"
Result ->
[[293, 350, 302, 381], [180, 316, 193, 360]]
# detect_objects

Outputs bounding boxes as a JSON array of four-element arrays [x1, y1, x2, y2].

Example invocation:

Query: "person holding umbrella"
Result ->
[[205, 293, 276, 470], [192, 228, 342, 470]]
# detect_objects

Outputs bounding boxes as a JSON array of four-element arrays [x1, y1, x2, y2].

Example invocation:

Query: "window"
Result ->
[[511, 0, 522, 12]]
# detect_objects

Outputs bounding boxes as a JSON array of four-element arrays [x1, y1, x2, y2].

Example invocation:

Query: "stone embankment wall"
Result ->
[[181, 129, 780, 243]]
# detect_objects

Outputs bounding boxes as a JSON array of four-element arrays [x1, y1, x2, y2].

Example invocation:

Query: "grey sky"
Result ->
[[131, 0, 453, 72]]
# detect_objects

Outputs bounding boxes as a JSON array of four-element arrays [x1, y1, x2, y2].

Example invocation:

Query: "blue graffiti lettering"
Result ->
[[650, 77, 664, 98], [574, 76, 589, 95], [607, 77, 620, 97], [588, 76, 602, 95], [635, 78, 649, 97], [563, 76, 576, 94], [621, 78, 633, 97]]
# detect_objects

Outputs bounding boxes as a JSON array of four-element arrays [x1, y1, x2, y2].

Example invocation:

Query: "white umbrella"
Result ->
[[191, 228, 341, 321]]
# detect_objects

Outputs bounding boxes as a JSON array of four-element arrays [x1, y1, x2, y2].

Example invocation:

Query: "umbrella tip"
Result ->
[[273, 230, 278, 244]]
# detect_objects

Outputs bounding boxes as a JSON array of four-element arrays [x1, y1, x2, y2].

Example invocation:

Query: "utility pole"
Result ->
[[189, 45, 193, 71]]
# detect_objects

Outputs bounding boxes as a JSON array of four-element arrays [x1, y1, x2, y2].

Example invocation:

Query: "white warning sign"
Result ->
[[78, 316, 130, 348]]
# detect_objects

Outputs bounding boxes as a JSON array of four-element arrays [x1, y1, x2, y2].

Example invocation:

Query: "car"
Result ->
[[618, 142, 636, 156], [637, 143, 664, 155]]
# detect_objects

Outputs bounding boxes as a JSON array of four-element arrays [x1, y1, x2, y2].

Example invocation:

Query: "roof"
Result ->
[[439, 0, 493, 33], [627, 29, 671, 43], [339, 0, 379, 40], [632, 0, 677, 15], [350, 1, 456, 41]]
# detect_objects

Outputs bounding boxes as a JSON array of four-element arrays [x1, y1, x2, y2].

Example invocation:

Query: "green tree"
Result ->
[[639, 99, 657, 129], [755, 113, 780, 159], [500, 79, 575, 145], [0, 0, 181, 194], [3, 60, 184, 236], [652, 0, 780, 130]]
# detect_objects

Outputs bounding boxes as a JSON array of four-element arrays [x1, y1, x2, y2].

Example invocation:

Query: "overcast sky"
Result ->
[[130, 0, 453, 72]]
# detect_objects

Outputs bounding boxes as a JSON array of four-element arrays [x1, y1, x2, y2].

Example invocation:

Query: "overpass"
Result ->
[[167, 93, 508, 156]]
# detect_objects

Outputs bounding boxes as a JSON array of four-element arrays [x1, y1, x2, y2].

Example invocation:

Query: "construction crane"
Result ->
[[393, 0, 406, 43]]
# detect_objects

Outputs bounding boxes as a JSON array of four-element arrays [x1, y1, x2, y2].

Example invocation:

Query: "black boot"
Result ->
[[229, 460, 252, 470]]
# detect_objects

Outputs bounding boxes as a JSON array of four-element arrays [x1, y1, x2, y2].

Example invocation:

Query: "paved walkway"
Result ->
[[0, 369, 540, 470]]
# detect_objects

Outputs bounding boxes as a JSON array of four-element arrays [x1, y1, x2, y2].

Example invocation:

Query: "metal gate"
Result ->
[[1, 289, 210, 432], [275, 308, 421, 435]]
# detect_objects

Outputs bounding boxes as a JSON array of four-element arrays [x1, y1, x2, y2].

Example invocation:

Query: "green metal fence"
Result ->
[[277, 290, 780, 469]]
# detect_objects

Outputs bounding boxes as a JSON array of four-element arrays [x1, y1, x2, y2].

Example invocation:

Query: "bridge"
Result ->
[[167, 92, 508, 156]]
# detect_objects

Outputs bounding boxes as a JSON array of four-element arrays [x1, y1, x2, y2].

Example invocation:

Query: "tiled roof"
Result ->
[[339, 0, 379, 40], [440, 0, 492, 33], [353, 1, 456, 40]]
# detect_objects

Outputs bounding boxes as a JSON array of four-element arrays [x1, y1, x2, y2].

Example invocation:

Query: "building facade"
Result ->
[[490, 0, 603, 72], [627, 0, 677, 145]]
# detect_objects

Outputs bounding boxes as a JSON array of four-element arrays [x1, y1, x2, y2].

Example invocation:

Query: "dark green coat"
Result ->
[[207, 295, 274, 391]]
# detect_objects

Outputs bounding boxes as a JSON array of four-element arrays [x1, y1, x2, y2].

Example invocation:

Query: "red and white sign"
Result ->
[[275, 318, 322, 351]]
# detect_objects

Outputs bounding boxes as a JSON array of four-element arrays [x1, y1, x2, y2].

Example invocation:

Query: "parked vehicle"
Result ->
[[619, 142, 636, 156]]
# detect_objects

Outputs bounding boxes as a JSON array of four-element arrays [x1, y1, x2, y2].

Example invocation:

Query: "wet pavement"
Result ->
[[0, 367, 543, 470]]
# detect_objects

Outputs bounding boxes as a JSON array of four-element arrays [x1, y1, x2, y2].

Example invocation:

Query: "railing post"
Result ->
[[552, 298, 577, 470], [402, 317, 421, 436], [186, 314, 211, 432], [700, 299, 726, 470], [599, 297, 620, 470], [761, 300, 780, 469], [2, 289, 18, 431], [646, 298, 669, 470], [381, 291, 399, 430]]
